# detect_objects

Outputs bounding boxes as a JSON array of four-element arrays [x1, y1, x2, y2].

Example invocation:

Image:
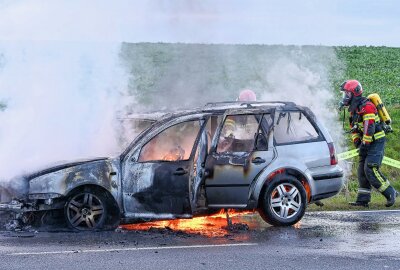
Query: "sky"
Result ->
[[0, 0, 399, 46]]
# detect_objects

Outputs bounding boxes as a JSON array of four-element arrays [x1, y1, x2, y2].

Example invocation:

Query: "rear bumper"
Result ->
[[306, 166, 344, 202]]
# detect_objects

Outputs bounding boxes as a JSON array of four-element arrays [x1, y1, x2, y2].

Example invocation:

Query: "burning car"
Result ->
[[0, 101, 343, 230]]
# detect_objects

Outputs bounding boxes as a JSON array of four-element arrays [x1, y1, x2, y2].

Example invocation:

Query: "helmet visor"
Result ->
[[341, 91, 353, 106]]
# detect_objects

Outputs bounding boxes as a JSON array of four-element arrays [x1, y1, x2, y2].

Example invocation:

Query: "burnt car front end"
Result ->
[[0, 157, 122, 229]]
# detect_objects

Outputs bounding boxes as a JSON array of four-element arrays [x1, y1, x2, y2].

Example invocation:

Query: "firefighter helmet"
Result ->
[[238, 89, 257, 101], [340, 80, 363, 96], [339, 80, 363, 107]]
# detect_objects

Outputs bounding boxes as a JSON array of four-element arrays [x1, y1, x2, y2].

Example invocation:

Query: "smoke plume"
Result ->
[[121, 43, 344, 148], [0, 42, 128, 181], [0, 42, 347, 194]]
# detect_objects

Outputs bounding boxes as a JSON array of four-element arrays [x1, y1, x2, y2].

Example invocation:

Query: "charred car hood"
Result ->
[[27, 157, 121, 197], [25, 157, 109, 180]]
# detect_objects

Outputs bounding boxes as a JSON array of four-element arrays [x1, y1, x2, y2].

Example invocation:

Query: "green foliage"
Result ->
[[335, 46, 400, 105]]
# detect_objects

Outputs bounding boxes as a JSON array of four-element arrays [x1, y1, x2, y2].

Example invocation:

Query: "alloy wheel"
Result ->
[[66, 192, 105, 230], [270, 183, 302, 219]]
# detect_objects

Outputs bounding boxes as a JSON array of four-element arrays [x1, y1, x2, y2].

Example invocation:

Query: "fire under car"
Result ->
[[0, 101, 343, 230]]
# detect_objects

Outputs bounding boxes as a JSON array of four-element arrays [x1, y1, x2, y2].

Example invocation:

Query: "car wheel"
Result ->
[[65, 189, 108, 231], [259, 175, 307, 226]]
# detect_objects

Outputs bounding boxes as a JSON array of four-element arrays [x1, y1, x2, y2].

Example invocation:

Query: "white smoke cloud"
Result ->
[[0, 42, 127, 180], [0, 41, 347, 184], [260, 57, 339, 139], [0, 0, 352, 190]]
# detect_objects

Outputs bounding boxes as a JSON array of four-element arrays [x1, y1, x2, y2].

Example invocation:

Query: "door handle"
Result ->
[[173, 168, 188, 175], [252, 157, 266, 164]]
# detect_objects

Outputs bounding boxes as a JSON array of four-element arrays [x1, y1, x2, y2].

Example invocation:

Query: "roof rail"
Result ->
[[204, 101, 296, 108]]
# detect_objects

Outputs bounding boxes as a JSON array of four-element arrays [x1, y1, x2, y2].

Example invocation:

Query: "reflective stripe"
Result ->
[[363, 135, 373, 142], [351, 133, 360, 141], [375, 115, 380, 122], [373, 167, 390, 192], [225, 119, 236, 125], [224, 120, 236, 129], [358, 188, 371, 194], [378, 182, 390, 192], [374, 131, 385, 140], [363, 114, 376, 121]]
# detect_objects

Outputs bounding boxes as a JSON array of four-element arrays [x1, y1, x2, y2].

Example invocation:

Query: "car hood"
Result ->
[[25, 157, 109, 180]]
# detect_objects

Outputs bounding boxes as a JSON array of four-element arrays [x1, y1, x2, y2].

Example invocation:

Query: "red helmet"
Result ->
[[238, 89, 257, 101], [340, 80, 363, 96]]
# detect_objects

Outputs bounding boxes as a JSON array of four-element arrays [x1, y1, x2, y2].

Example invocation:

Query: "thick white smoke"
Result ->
[[0, 42, 346, 185], [121, 44, 345, 151], [259, 57, 344, 149], [0, 42, 128, 180]]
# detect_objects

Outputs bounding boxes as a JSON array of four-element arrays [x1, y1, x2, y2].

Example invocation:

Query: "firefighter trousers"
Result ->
[[356, 138, 391, 202]]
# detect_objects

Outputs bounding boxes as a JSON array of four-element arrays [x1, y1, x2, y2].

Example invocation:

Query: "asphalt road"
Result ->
[[1, 210, 400, 270]]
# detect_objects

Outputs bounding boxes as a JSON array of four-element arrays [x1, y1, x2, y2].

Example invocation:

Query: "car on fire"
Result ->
[[0, 101, 343, 230]]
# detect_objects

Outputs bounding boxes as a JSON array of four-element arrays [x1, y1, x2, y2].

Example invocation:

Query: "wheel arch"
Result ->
[[253, 167, 312, 208], [65, 184, 121, 228]]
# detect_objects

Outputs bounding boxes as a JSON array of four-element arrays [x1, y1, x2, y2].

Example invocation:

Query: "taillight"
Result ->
[[328, 142, 338, 165]]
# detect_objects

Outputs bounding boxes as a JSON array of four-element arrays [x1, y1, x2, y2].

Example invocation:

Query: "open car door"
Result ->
[[204, 108, 275, 208], [122, 118, 205, 219]]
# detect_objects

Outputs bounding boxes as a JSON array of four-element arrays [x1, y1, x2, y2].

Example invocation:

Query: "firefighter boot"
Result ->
[[382, 186, 398, 207], [349, 191, 370, 208], [349, 201, 369, 207]]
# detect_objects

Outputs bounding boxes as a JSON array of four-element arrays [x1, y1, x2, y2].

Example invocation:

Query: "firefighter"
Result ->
[[237, 89, 257, 102], [340, 80, 398, 207], [218, 89, 257, 152]]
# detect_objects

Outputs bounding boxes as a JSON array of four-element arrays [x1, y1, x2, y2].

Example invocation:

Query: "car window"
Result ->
[[274, 111, 319, 144], [217, 114, 261, 153], [138, 120, 201, 162]]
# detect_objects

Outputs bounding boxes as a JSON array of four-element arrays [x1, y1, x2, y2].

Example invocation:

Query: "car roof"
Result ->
[[122, 101, 306, 124]]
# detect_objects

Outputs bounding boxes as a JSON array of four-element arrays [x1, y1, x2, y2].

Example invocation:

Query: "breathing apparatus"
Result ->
[[367, 93, 393, 133]]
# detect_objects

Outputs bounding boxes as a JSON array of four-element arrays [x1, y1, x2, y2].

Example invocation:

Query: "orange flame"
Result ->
[[122, 209, 254, 237]]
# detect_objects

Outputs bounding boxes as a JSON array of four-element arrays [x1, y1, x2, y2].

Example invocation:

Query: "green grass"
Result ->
[[335, 46, 400, 106], [308, 192, 400, 211], [320, 46, 400, 210]]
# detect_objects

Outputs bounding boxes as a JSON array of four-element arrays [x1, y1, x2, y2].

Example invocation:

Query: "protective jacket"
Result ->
[[349, 98, 385, 146]]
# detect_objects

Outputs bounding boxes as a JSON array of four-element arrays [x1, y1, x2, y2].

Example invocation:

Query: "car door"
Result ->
[[122, 118, 204, 219], [204, 109, 275, 208]]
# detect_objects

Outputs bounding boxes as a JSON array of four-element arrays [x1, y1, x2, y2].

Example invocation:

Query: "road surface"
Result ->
[[1, 210, 400, 270]]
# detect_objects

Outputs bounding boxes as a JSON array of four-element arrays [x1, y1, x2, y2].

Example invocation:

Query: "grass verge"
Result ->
[[308, 192, 400, 211]]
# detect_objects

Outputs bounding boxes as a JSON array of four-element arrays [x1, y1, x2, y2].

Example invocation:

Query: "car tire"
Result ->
[[64, 188, 109, 231], [259, 175, 307, 226]]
